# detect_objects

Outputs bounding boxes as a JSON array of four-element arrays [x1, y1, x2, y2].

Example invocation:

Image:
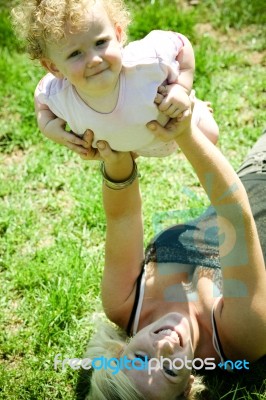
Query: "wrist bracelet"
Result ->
[[100, 160, 140, 190]]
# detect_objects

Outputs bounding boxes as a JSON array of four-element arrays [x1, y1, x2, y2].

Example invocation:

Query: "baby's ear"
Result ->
[[115, 23, 123, 43], [40, 58, 64, 79]]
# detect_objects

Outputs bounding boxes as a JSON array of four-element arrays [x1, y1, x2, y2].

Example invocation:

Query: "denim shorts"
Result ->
[[237, 130, 266, 178]]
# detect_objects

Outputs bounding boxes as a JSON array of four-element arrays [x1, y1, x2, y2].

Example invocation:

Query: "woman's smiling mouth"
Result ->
[[154, 327, 183, 347]]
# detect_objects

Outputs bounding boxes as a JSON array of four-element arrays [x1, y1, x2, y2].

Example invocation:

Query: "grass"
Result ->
[[0, 0, 266, 398]]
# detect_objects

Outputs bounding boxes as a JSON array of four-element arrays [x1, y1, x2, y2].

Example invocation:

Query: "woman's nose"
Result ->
[[154, 339, 174, 357]]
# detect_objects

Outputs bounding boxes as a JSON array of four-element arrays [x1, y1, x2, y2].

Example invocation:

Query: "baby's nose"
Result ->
[[86, 51, 102, 67]]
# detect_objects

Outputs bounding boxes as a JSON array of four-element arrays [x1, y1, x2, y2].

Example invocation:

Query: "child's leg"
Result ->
[[192, 97, 219, 145]]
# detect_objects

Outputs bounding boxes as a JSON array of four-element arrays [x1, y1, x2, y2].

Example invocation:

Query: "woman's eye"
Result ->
[[163, 366, 177, 377], [135, 353, 149, 362]]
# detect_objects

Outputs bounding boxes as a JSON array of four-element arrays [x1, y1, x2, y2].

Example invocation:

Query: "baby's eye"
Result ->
[[96, 39, 108, 46], [68, 50, 81, 58], [163, 365, 177, 377]]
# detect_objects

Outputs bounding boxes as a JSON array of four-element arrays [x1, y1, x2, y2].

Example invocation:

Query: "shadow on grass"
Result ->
[[75, 367, 93, 400], [199, 356, 266, 399]]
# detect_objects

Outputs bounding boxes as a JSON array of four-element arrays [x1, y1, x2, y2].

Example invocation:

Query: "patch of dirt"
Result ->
[[178, 0, 201, 11], [196, 23, 265, 65], [2, 149, 26, 166], [248, 51, 265, 65]]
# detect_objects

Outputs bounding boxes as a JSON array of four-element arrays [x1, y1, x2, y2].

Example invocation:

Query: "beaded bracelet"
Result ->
[[100, 160, 140, 190]]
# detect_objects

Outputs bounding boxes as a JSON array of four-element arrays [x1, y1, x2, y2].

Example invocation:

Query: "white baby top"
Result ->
[[36, 30, 184, 157]]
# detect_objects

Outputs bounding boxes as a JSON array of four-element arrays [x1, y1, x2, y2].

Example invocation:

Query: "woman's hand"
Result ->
[[147, 103, 193, 142], [79, 129, 106, 161], [81, 130, 130, 164], [82, 130, 135, 184]]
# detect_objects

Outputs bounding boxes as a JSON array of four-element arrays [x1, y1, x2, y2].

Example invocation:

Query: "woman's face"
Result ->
[[122, 313, 194, 400]]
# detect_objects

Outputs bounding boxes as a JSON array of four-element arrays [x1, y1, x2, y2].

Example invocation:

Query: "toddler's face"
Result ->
[[42, 2, 123, 98]]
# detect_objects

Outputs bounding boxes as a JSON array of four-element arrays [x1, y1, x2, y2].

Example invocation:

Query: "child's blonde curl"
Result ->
[[11, 0, 131, 60]]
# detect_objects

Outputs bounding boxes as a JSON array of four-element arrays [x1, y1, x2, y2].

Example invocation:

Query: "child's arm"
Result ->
[[34, 96, 90, 156], [175, 33, 195, 94], [154, 33, 195, 119]]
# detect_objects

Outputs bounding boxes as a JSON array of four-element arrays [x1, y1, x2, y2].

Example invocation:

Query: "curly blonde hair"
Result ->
[[11, 0, 131, 60], [81, 321, 206, 400]]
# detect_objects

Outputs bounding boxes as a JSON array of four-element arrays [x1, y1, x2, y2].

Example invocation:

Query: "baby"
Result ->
[[12, 0, 218, 158]]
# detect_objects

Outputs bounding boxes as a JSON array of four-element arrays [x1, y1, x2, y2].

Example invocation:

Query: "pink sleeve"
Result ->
[[146, 30, 184, 59], [146, 30, 184, 83], [176, 33, 185, 48], [35, 74, 53, 106]]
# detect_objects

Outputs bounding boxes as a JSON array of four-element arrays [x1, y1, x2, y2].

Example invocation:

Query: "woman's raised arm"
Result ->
[[147, 118, 266, 360], [96, 142, 144, 327]]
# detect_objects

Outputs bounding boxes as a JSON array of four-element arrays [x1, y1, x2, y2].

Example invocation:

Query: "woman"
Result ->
[[78, 110, 266, 399]]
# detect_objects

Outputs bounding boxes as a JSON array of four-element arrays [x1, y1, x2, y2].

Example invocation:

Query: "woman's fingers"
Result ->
[[67, 142, 92, 155], [82, 129, 95, 147], [146, 120, 176, 141], [83, 130, 114, 160], [74, 129, 101, 160], [147, 115, 191, 141], [154, 92, 165, 104], [82, 130, 130, 163], [97, 141, 113, 158]]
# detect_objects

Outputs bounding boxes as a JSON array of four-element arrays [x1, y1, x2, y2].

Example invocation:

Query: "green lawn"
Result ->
[[0, 0, 265, 399]]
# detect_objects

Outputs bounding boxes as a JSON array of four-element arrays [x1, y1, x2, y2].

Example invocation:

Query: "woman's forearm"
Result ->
[[101, 154, 144, 316], [176, 125, 251, 215], [102, 154, 142, 219]]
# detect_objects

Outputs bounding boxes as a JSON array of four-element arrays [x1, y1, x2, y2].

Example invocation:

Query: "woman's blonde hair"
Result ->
[[83, 322, 145, 400], [81, 321, 206, 400], [11, 0, 131, 60]]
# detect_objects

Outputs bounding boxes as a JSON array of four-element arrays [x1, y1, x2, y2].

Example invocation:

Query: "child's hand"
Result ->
[[42, 117, 91, 156], [154, 84, 191, 119]]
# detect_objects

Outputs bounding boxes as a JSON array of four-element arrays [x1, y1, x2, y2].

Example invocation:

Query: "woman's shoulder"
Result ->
[[214, 295, 266, 362], [103, 282, 139, 331]]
